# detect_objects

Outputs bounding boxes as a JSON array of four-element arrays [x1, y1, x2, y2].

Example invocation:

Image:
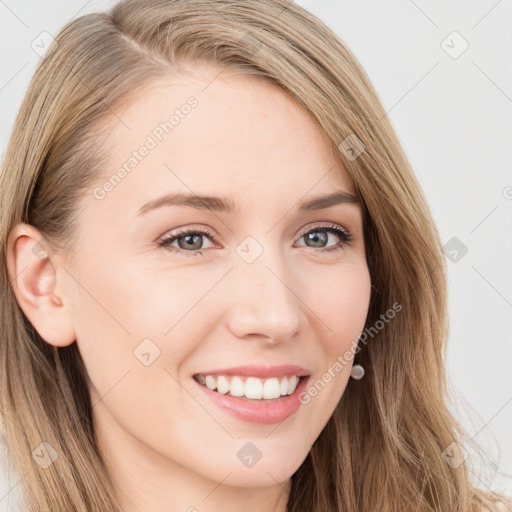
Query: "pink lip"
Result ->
[[193, 364, 311, 379], [194, 375, 310, 424]]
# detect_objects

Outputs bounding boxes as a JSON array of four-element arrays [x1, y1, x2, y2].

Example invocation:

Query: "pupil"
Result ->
[[181, 234, 202, 250], [308, 231, 327, 247]]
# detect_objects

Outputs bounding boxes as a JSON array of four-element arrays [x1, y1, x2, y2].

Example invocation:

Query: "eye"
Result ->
[[158, 223, 354, 257], [158, 227, 216, 257], [295, 223, 354, 253]]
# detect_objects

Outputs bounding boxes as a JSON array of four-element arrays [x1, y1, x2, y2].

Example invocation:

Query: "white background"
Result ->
[[1, 1, 511, 510]]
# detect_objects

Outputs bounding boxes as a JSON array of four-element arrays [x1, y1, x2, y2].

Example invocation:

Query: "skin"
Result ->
[[7, 63, 372, 512]]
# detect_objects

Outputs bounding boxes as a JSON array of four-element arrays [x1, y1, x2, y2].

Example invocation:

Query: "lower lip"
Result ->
[[194, 376, 310, 424]]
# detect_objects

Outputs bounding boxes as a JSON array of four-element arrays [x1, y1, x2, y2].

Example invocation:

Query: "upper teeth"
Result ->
[[195, 374, 301, 400]]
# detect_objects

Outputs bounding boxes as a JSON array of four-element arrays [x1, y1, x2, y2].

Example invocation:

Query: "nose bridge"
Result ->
[[226, 240, 304, 340]]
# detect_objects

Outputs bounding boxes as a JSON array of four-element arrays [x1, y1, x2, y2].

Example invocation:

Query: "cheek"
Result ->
[[70, 251, 200, 335], [291, 263, 371, 432], [68, 262, 190, 437], [68, 255, 219, 384], [307, 261, 371, 349]]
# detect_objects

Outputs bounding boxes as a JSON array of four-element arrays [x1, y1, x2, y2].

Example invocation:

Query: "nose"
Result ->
[[224, 249, 307, 344]]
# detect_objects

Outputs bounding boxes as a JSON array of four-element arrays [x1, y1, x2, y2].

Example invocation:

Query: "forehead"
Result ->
[[87, 66, 357, 218]]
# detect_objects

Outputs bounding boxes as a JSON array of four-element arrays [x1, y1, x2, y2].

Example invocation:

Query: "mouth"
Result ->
[[193, 373, 307, 401], [191, 369, 311, 425]]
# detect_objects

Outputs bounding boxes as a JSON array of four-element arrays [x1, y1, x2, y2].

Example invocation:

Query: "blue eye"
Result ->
[[158, 223, 353, 257], [158, 227, 215, 256], [296, 224, 354, 252]]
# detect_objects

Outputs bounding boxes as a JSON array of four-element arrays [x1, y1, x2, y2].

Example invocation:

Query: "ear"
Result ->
[[6, 222, 76, 347]]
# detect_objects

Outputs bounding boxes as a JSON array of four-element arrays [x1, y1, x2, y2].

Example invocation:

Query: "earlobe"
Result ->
[[6, 223, 76, 347]]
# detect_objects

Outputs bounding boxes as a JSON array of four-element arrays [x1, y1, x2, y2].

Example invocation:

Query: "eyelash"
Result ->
[[158, 223, 354, 257]]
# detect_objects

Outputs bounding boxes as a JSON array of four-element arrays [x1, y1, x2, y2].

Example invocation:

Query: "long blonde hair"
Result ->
[[0, 1, 510, 510]]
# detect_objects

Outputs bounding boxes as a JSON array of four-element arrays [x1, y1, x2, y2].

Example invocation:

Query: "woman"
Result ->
[[0, 0, 510, 511]]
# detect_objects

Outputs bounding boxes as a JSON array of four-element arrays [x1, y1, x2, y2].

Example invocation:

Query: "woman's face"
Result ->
[[62, 64, 371, 489]]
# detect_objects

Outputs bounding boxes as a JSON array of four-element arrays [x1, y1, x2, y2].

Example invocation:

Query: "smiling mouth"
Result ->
[[193, 373, 305, 401]]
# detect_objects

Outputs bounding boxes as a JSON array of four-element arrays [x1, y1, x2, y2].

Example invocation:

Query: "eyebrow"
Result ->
[[137, 189, 359, 216]]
